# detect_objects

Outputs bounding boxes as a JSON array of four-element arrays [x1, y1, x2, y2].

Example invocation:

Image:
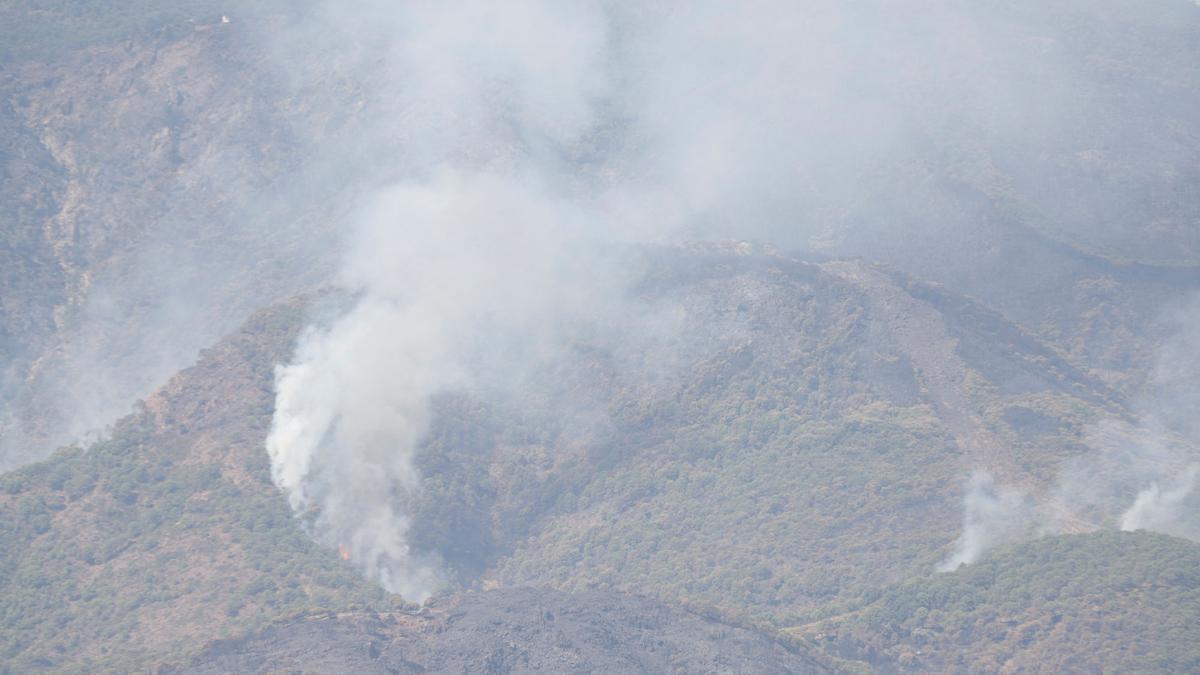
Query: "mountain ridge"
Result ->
[[5, 245, 1190, 670]]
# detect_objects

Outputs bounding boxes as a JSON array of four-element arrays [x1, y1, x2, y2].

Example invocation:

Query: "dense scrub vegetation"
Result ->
[[0, 302, 391, 672], [403, 249, 1123, 626], [0, 249, 1192, 671], [2, 2, 1200, 671], [808, 531, 1200, 672]]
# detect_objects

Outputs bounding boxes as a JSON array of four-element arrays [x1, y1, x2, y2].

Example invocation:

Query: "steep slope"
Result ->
[[803, 531, 1200, 673], [406, 246, 1132, 624], [0, 277, 851, 672], [0, 246, 1188, 671], [4, 0, 1200, 472], [468, 249, 1132, 619], [807, 0, 1200, 386], [0, 299, 392, 671], [2, 2, 1199, 672], [0, 11, 356, 468], [173, 588, 835, 674]]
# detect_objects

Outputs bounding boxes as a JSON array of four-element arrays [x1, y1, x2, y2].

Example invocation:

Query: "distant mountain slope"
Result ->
[[172, 587, 835, 674], [2, 2, 1199, 672], [0, 299, 392, 671], [454, 247, 1128, 624], [0, 1, 235, 63], [0, 13, 354, 469], [3, 0, 1200, 472], [0, 246, 1190, 671], [803, 531, 1200, 673]]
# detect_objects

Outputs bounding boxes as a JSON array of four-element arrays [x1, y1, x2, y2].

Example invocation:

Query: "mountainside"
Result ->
[[4, 0, 1200, 472], [5, 245, 1191, 671], [806, 531, 1200, 672], [3, 1, 1200, 672], [174, 587, 834, 674], [0, 299, 395, 671], [462, 247, 1131, 624], [0, 11, 354, 468]]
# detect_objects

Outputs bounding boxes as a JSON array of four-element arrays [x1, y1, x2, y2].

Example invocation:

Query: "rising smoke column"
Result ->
[[937, 471, 1032, 571], [1120, 466, 1200, 539], [261, 0, 816, 599], [263, 0, 618, 601], [941, 296, 1200, 571], [261, 0, 1200, 594], [267, 295, 452, 601], [1080, 297, 1200, 543], [265, 168, 629, 600], [264, 154, 657, 602]]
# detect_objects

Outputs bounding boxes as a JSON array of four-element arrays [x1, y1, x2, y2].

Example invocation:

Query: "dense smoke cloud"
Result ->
[[268, 171, 633, 600], [4, 0, 1195, 471], [254, 1, 1200, 597], [265, 1, 632, 600]]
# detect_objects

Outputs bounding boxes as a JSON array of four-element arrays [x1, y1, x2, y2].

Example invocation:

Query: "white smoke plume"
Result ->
[[1099, 297, 1200, 540], [5, 1, 1192, 472], [937, 471, 1032, 572], [942, 296, 1200, 571], [267, 295, 452, 600], [1120, 466, 1199, 538], [255, 1, 1200, 597], [266, 171, 630, 600], [263, 1, 633, 600]]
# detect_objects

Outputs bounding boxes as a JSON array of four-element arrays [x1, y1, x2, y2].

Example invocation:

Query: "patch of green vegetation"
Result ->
[[0, 251, 1162, 671], [0, 302, 390, 672], [403, 250, 1127, 629], [491, 399, 961, 627], [818, 531, 1200, 672]]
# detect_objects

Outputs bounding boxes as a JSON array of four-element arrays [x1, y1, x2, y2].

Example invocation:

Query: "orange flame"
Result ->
[[338, 544, 350, 561]]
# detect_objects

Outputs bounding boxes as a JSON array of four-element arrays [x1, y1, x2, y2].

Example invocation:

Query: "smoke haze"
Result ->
[[2, 0, 1198, 599], [940, 294, 1200, 570], [937, 471, 1033, 571], [251, 1, 1200, 596], [1121, 466, 1199, 538]]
